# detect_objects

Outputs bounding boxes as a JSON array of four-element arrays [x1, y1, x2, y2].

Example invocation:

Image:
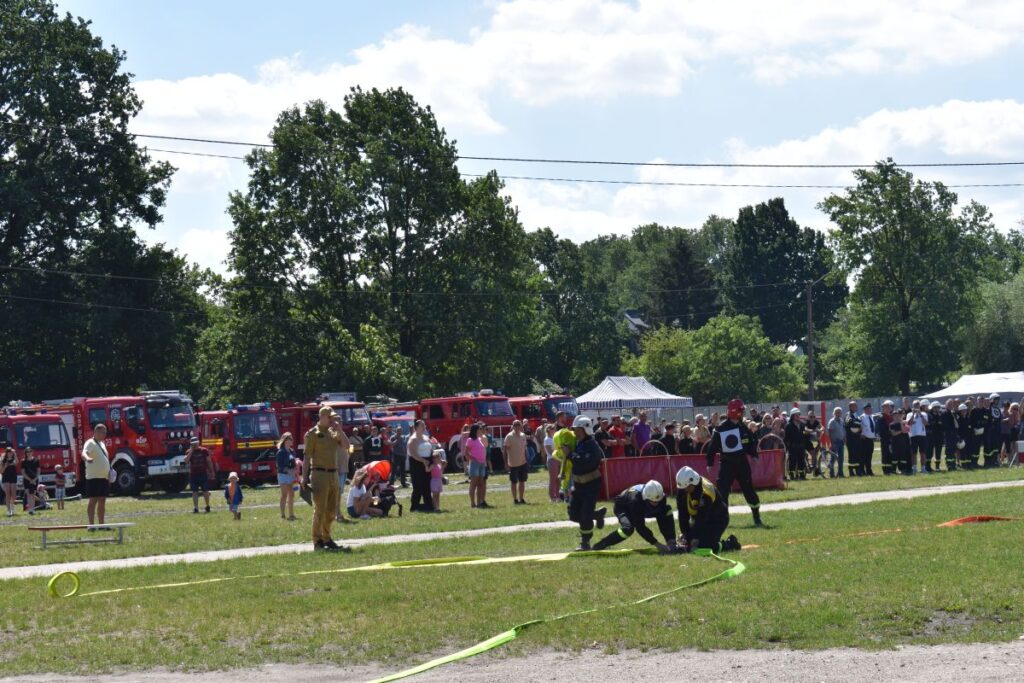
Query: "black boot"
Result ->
[[721, 534, 741, 551], [752, 508, 763, 527], [575, 532, 592, 551], [594, 507, 607, 530]]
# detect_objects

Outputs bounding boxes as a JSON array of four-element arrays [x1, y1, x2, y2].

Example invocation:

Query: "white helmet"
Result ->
[[789, 407, 801, 416], [571, 415, 594, 435], [931, 401, 942, 410], [641, 479, 665, 502], [958, 403, 968, 411], [990, 393, 1000, 401], [676, 466, 700, 489]]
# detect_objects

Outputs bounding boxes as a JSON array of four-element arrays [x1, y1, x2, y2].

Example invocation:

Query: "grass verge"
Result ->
[[0, 487, 1021, 675]]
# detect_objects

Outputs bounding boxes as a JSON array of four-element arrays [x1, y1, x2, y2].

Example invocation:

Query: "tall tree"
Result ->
[[720, 198, 847, 346], [819, 160, 995, 394]]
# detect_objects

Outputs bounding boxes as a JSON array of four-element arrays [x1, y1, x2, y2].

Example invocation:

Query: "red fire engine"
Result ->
[[509, 394, 579, 431], [0, 410, 77, 493], [21, 391, 197, 495], [273, 393, 371, 455], [416, 390, 514, 470], [197, 403, 280, 485]]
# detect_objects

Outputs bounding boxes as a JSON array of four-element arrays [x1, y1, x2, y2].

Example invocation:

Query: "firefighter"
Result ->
[[706, 398, 763, 527], [956, 402, 973, 469], [889, 419, 911, 474], [925, 401, 944, 472], [967, 398, 985, 468], [942, 399, 960, 471], [302, 407, 346, 552], [566, 416, 606, 551], [984, 393, 1002, 468], [783, 408, 806, 480], [878, 401, 896, 475], [592, 480, 676, 552], [675, 466, 740, 553], [845, 402, 863, 477]]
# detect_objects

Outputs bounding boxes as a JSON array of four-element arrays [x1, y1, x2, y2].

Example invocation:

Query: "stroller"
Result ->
[[371, 481, 403, 517]]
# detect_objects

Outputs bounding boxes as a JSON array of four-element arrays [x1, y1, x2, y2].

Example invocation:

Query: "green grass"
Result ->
[[0, 464, 1021, 568], [0, 487, 1021, 675]]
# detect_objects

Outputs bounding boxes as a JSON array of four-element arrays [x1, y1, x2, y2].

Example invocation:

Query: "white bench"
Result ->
[[28, 523, 135, 549]]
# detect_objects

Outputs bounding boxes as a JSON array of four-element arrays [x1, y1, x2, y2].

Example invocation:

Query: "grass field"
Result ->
[[0, 487, 1021, 676], [0, 464, 1021, 568]]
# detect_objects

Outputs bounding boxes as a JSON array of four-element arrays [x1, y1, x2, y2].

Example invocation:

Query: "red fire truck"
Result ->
[[416, 390, 514, 470], [273, 393, 372, 455], [197, 403, 280, 485], [0, 411, 77, 494], [22, 391, 198, 495], [509, 394, 579, 431]]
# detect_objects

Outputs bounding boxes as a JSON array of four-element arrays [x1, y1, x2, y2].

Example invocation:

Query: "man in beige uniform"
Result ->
[[302, 407, 346, 552]]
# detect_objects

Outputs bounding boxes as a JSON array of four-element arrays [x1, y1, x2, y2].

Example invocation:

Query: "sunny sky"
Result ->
[[56, 0, 1024, 274]]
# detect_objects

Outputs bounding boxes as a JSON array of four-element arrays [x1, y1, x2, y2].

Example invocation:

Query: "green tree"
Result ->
[[623, 315, 805, 404], [962, 271, 1024, 373], [819, 160, 995, 394], [720, 198, 847, 346]]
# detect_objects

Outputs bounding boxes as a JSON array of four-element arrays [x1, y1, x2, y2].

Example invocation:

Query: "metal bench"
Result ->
[[28, 523, 135, 549]]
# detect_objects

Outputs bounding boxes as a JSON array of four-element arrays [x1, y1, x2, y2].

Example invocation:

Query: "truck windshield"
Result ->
[[544, 398, 579, 419], [476, 400, 513, 417], [16, 422, 70, 449], [147, 402, 197, 429], [234, 412, 280, 440], [339, 407, 371, 425]]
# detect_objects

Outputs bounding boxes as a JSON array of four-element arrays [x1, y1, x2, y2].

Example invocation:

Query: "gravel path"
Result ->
[[4, 642, 1024, 682], [2, 478, 1021, 582]]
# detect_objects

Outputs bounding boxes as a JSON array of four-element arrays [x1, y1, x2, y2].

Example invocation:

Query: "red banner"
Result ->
[[599, 450, 785, 500]]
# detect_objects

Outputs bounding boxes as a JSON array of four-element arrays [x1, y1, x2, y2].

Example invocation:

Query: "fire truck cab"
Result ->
[[33, 391, 197, 495], [419, 390, 514, 471], [198, 403, 280, 485], [509, 394, 579, 432], [0, 411, 77, 494], [273, 393, 371, 455]]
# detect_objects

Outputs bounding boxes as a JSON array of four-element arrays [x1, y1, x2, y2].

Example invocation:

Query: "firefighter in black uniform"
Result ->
[[889, 420, 911, 474], [567, 416, 606, 551], [706, 398, 763, 527], [784, 408, 806, 480], [878, 401, 895, 475], [675, 466, 740, 553], [926, 401, 944, 472], [956, 402, 972, 469], [844, 402, 864, 477], [592, 480, 677, 552], [967, 398, 986, 468], [984, 393, 1002, 467]]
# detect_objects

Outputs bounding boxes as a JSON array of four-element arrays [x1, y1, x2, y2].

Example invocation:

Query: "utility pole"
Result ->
[[806, 273, 829, 401]]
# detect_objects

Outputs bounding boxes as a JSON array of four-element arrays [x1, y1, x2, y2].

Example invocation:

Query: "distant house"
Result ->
[[623, 308, 649, 354]]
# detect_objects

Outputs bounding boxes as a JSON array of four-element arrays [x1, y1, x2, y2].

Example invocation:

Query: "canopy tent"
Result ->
[[920, 371, 1024, 404], [576, 376, 693, 410]]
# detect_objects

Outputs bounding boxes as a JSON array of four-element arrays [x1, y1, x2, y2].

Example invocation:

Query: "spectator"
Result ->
[[224, 471, 243, 520], [406, 420, 434, 512], [524, 425, 538, 468], [365, 427, 383, 464], [709, 412, 721, 430], [631, 411, 652, 455], [184, 437, 216, 514], [328, 414, 352, 524], [906, 400, 929, 473], [756, 414, 772, 440], [694, 414, 711, 449], [678, 425, 697, 454], [21, 447, 40, 515], [346, 469, 383, 519], [349, 428, 364, 469], [34, 483, 51, 510], [594, 418, 613, 457], [1002, 402, 1021, 463], [429, 451, 445, 511], [81, 423, 111, 525], [465, 424, 490, 508], [607, 416, 627, 458], [827, 407, 845, 478], [534, 421, 548, 463], [623, 418, 636, 456], [784, 409, 806, 480], [2, 447, 18, 517], [389, 426, 408, 487], [659, 422, 679, 454], [859, 404, 877, 476], [502, 420, 530, 505], [53, 464, 66, 511], [544, 424, 559, 502], [276, 433, 298, 520]]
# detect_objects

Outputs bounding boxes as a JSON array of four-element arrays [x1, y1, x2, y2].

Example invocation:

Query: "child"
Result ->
[[54, 465, 66, 510], [224, 472, 243, 520], [34, 483, 51, 511], [429, 451, 444, 512]]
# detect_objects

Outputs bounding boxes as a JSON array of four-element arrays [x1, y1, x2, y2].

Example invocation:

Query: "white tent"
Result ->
[[920, 371, 1024, 404], [576, 376, 693, 410]]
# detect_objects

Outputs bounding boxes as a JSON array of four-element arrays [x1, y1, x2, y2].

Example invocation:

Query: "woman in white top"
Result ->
[[346, 469, 382, 520]]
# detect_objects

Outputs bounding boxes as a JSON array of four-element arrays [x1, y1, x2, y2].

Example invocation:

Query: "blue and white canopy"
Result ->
[[576, 376, 693, 410]]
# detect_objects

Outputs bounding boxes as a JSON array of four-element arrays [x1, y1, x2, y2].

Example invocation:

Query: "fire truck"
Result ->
[[273, 393, 372, 455], [197, 403, 280, 485], [509, 394, 579, 431], [23, 391, 198, 495], [416, 390, 514, 471], [0, 410, 77, 494]]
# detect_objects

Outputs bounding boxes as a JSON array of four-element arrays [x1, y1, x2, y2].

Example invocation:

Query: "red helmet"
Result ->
[[727, 398, 745, 421]]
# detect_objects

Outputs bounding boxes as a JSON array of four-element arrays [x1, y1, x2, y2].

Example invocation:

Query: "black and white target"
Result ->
[[720, 427, 743, 454]]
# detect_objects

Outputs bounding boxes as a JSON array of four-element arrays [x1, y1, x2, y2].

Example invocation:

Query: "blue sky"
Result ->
[[56, 1, 1024, 273]]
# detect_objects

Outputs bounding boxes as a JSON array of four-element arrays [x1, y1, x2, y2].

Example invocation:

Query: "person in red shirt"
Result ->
[[607, 415, 627, 458]]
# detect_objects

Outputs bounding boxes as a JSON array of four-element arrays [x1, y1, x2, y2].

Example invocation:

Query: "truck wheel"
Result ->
[[113, 463, 141, 496], [449, 446, 463, 472], [162, 476, 186, 494]]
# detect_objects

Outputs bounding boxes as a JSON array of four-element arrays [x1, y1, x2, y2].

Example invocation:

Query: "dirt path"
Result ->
[[2, 478, 1022, 582], [4, 642, 1024, 682]]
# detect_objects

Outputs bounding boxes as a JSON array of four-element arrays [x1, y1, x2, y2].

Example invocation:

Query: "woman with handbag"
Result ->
[[276, 432, 298, 520]]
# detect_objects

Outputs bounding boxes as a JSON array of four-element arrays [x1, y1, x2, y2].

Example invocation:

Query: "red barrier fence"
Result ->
[[599, 449, 786, 500]]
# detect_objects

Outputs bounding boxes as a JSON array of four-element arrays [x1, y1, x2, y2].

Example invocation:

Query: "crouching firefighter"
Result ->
[[707, 398, 763, 526], [675, 466, 740, 553], [566, 416, 607, 551], [592, 480, 677, 553]]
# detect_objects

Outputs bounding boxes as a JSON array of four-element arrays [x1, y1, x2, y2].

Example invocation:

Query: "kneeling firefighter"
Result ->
[[566, 415, 607, 551], [592, 480, 677, 553], [675, 466, 740, 553]]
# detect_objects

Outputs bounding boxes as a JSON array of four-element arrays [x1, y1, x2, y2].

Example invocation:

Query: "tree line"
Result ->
[[2, 1, 1022, 408]]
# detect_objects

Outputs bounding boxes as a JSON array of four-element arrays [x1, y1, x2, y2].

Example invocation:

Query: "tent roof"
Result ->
[[576, 376, 693, 410], [920, 371, 1024, 402]]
